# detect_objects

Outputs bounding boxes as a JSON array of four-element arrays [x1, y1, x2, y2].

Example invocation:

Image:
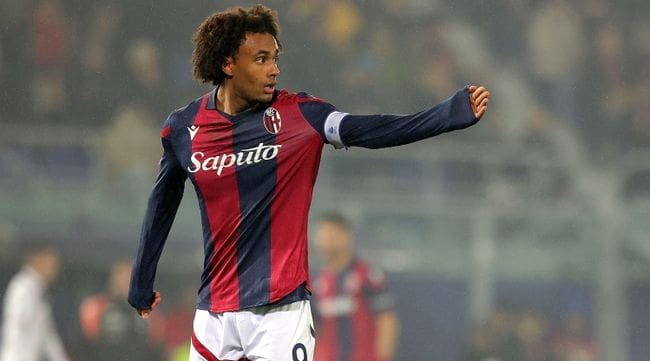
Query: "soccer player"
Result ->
[[79, 260, 164, 361], [0, 242, 70, 361], [128, 5, 490, 361], [313, 213, 399, 361]]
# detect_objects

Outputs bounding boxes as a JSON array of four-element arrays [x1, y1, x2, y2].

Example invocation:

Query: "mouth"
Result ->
[[263, 83, 276, 95]]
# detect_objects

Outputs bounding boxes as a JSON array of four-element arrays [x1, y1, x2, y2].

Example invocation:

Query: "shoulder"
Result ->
[[6, 270, 40, 299], [273, 89, 328, 106], [162, 95, 206, 136]]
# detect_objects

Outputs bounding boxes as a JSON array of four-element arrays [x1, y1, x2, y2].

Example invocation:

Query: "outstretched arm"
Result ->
[[128, 135, 186, 318], [323, 85, 490, 149]]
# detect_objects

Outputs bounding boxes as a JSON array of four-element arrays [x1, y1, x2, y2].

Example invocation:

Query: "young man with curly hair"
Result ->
[[128, 5, 489, 361]]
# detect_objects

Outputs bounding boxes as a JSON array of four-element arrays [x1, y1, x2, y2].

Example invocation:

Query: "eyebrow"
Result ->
[[254, 49, 281, 57]]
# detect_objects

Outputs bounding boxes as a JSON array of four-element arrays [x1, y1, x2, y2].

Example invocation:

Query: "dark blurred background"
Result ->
[[0, 0, 649, 360]]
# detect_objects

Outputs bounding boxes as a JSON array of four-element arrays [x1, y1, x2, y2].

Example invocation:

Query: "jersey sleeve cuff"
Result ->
[[455, 86, 479, 127], [128, 289, 154, 310]]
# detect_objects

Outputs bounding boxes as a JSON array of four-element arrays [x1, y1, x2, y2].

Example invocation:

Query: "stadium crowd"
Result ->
[[1, 0, 648, 150], [1, 0, 648, 199]]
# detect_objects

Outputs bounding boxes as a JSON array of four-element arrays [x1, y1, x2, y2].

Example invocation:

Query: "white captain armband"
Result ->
[[324, 111, 348, 149]]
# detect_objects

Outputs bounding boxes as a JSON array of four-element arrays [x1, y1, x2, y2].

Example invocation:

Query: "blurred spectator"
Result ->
[[417, 23, 461, 101], [0, 241, 70, 361], [313, 213, 399, 361], [517, 309, 555, 361], [31, 0, 74, 123], [319, 1, 363, 54], [77, 2, 125, 123], [527, 0, 585, 122], [487, 303, 524, 361], [579, 20, 632, 155], [0, 0, 32, 121], [101, 101, 160, 190], [122, 37, 171, 121], [552, 313, 598, 361], [461, 323, 502, 361], [78, 260, 164, 361], [623, 52, 650, 150]]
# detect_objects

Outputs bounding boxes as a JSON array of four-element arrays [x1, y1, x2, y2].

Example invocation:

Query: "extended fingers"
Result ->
[[471, 85, 486, 97], [475, 98, 489, 119], [151, 292, 162, 309], [474, 89, 490, 105]]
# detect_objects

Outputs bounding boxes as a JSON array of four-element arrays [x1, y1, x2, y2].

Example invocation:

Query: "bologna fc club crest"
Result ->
[[263, 107, 282, 134]]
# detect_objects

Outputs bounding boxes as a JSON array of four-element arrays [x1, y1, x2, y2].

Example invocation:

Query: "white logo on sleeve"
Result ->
[[188, 125, 200, 140]]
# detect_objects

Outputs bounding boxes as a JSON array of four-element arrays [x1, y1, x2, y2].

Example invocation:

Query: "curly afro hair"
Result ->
[[192, 5, 282, 86]]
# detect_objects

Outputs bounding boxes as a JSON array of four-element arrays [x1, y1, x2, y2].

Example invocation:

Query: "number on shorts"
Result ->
[[292, 343, 308, 361]]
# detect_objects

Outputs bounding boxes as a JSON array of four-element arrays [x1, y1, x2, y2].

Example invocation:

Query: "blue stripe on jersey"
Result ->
[[195, 190, 217, 311], [297, 95, 336, 142], [336, 270, 353, 361], [169, 98, 217, 311], [231, 110, 277, 308]]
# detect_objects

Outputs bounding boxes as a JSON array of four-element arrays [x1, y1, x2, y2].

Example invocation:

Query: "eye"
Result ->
[[255, 57, 265, 64]]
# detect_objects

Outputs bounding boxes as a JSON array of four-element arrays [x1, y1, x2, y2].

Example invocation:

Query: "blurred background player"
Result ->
[[79, 260, 163, 361], [313, 213, 399, 361], [0, 242, 70, 361]]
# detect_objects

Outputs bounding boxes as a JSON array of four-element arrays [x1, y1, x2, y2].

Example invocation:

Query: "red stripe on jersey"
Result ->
[[315, 271, 340, 361], [191, 331, 222, 361], [192, 97, 241, 311], [268, 97, 324, 301], [349, 262, 377, 361]]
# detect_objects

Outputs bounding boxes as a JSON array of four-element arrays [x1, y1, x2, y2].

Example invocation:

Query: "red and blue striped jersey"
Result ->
[[313, 259, 394, 361], [129, 87, 478, 313]]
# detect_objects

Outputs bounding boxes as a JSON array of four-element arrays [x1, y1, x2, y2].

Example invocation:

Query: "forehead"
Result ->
[[238, 32, 279, 55], [318, 221, 349, 233]]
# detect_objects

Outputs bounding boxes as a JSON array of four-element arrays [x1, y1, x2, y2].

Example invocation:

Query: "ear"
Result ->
[[222, 56, 235, 77]]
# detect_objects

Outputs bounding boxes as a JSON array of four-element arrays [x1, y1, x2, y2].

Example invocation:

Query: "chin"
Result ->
[[260, 93, 274, 103]]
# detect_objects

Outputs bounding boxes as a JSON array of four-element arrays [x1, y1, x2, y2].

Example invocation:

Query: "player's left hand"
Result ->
[[468, 85, 490, 119]]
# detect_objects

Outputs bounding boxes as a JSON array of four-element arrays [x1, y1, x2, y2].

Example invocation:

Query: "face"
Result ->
[[315, 221, 354, 262], [31, 250, 60, 283], [223, 32, 280, 106]]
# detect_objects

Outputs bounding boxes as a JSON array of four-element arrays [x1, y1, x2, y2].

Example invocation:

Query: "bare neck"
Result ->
[[216, 82, 257, 116]]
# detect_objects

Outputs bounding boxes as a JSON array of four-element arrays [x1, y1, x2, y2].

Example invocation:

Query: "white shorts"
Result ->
[[189, 300, 314, 361]]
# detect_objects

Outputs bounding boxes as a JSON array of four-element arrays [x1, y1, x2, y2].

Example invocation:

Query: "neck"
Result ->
[[25, 265, 47, 284], [216, 82, 257, 115]]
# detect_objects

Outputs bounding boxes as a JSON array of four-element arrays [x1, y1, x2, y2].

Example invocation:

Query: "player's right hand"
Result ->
[[137, 291, 162, 319], [468, 85, 490, 119]]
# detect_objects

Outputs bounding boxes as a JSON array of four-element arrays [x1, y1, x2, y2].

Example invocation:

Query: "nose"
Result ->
[[270, 62, 280, 77]]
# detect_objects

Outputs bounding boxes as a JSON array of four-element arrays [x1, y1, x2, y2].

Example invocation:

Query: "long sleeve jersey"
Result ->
[[128, 87, 478, 313]]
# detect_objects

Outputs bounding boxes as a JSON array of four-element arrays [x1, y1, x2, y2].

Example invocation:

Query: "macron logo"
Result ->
[[188, 125, 200, 140]]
